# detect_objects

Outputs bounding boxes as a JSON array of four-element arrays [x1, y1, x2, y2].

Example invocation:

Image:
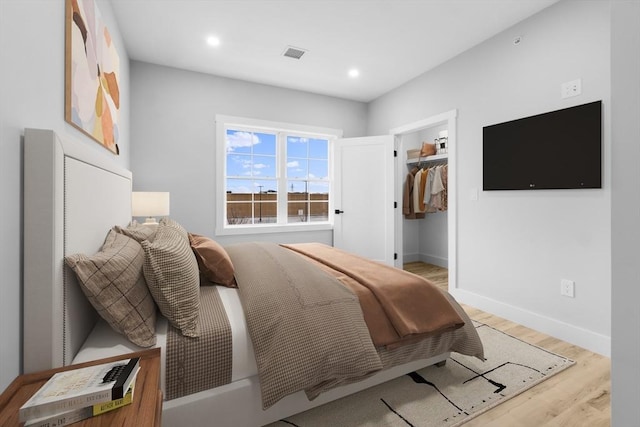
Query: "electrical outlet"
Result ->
[[560, 279, 575, 298], [561, 79, 582, 99]]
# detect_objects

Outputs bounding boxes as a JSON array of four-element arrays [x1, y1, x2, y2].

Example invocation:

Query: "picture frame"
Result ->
[[65, 0, 121, 155]]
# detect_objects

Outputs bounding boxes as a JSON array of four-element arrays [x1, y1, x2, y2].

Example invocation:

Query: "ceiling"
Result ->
[[110, 0, 559, 103]]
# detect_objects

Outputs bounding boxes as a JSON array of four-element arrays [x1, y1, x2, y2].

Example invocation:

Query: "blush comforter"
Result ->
[[282, 242, 465, 348]]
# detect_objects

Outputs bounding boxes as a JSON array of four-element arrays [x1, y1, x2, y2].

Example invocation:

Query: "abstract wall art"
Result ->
[[65, 0, 120, 154]]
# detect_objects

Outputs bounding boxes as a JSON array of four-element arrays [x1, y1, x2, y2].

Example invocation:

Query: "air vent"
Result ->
[[282, 46, 307, 60]]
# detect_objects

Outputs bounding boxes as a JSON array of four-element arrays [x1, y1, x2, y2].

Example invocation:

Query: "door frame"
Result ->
[[390, 109, 458, 292]]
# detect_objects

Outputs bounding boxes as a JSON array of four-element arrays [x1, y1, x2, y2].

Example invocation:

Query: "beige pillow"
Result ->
[[188, 233, 237, 287], [159, 217, 189, 238], [142, 220, 200, 337], [113, 221, 158, 243], [64, 230, 157, 347]]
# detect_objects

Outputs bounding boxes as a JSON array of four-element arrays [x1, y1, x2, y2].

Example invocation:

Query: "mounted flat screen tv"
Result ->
[[483, 100, 602, 190]]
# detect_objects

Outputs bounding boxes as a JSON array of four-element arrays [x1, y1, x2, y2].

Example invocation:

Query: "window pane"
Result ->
[[309, 202, 329, 222], [287, 201, 308, 223], [287, 158, 308, 179], [253, 132, 276, 155], [226, 178, 254, 194], [287, 180, 306, 194], [227, 202, 252, 225], [226, 130, 256, 154], [287, 136, 308, 158], [226, 154, 251, 177], [253, 155, 276, 178], [308, 159, 328, 180], [255, 202, 277, 223], [309, 138, 328, 159], [308, 181, 329, 195], [254, 180, 278, 194]]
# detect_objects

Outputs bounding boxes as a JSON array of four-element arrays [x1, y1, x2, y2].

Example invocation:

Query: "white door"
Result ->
[[333, 135, 395, 265]]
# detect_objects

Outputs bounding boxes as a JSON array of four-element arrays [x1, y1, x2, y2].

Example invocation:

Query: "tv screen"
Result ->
[[483, 100, 602, 190]]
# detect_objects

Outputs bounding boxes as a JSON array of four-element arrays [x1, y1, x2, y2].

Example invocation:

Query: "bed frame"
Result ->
[[22, 128, 449, 427]]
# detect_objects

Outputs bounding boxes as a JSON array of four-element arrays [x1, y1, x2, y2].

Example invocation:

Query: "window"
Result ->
[[286, 136, 329, 223], [216, 115, 342, 235]]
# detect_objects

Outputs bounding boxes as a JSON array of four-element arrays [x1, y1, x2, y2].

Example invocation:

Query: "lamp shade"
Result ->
[[132, 192, 170, 218]]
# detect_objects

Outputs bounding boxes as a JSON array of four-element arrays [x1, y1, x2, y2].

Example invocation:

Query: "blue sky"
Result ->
[[226, 130, 329, 194]]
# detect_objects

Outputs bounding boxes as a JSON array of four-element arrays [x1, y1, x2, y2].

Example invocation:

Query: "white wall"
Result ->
[[0, 0, 130, 390], [130, 61, 368, 246], [368, 0, 611, 355], [611, 1, 640, 425]]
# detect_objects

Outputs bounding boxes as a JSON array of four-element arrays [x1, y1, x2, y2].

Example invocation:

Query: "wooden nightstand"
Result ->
[[0, 348, 162, 427]]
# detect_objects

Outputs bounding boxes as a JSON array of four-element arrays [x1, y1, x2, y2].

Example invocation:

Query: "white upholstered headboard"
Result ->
[[23, 129, 132, 373]]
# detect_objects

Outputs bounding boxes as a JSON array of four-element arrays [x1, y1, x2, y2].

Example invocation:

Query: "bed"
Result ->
[[22, 128, 483, 427]]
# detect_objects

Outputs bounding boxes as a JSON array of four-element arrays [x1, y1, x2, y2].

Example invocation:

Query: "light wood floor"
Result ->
[[404, 262, 611, 427]]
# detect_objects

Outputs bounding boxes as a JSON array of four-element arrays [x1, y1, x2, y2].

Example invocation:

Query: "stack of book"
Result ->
[[19, 357, 140, 427]]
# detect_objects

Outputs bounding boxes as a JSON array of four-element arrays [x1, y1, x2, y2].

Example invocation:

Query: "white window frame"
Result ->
[[215, 115, 342, 236]]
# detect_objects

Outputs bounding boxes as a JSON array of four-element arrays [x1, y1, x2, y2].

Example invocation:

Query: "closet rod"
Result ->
[[407, 153, 448, 166]]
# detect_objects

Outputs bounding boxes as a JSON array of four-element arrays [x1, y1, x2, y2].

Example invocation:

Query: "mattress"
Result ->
[[72, 286, 259, 397]]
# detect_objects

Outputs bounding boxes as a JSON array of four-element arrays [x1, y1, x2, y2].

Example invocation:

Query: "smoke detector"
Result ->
[[282, 46, 307, 60]]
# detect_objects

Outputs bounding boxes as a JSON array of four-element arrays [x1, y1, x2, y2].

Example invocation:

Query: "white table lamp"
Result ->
[[132, 192, 170, 225]]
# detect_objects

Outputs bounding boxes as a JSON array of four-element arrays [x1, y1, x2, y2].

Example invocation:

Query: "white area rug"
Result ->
[[267, 321, 575, 427]]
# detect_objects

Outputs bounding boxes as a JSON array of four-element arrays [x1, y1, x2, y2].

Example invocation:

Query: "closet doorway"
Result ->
[[390, 109, 458, 292]]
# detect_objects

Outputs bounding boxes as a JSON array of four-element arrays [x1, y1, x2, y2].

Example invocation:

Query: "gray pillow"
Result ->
[[141, 219, 200, 337], [65, 230, 157, 347]]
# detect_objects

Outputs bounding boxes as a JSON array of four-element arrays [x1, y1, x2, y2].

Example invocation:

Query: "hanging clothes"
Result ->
[[405, 161, 449, 218], [422, 167, 437, 213], [441, 164, 448, 211], [403, 166, 425, 219], [429, 165, 445, 211], [416, 169, 429, 212], [414, 168, 427, 214], [417, 164, 448, 213]]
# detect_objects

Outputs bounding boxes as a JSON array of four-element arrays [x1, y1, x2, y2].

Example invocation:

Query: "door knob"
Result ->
[[334, 209, 344, 214]]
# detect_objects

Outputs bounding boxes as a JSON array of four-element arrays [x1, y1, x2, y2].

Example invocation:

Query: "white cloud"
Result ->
[[226, 131, 260, 152], [288, 137, 308, 144], [287, 160, 299, 168]]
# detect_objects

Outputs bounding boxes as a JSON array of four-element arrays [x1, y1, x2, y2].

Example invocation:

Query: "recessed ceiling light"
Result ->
[[348, 68, 360, 78], [206, 36, 221, 47]]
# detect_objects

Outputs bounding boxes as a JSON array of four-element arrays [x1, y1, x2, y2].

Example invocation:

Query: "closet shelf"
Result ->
[[407, 153, 448, 165]]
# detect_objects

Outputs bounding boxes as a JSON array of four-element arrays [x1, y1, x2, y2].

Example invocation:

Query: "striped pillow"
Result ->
[[142, 220, 200, 337], [65, 230, 157, 347]]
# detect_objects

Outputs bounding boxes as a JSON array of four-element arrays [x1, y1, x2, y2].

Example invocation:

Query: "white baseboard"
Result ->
[[420, 254, 448, 268], [403, 253, 448, 267], [403, 253, 420, 263], [450, 288, 611, 357]]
